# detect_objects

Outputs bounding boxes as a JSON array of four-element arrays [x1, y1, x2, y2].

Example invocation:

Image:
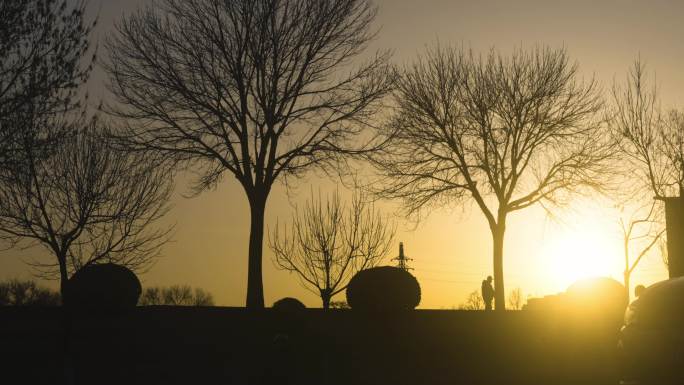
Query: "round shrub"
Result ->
[[65, 263, 142, 311], [346, 266, 421, 311], [272, 297, 306, 312], [565, 277, 628, 323]]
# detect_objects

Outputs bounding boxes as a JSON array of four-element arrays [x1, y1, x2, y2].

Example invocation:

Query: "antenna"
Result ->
[[393, 242, 413, 271]]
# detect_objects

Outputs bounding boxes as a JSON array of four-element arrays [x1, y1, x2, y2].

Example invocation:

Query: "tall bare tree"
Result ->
[[372, 46, 611, 310], [0, 0, 94, 168], [609, 60, 684, 198], [608, 60, 684, 282], [0, 120, 173, 298], [269, 190, 394, 309], [104, 0, 393, 308]]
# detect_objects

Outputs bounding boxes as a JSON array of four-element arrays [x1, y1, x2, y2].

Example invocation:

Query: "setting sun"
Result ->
[[540, 208, 624, 292]]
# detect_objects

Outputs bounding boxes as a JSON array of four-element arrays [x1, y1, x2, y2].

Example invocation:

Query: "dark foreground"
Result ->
[[0, 307, 621, 385]]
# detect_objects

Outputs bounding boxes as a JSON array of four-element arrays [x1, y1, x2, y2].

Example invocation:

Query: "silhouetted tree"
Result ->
[[270, 190, 394, 309], [0, 121, 173, 298], [104, 0, 394, 309], [609, 59, 684, 199], [507, 287, 524, 310], [0, 279, 60, 306], [608, 60, 684, 288], [458, 290, 484, 310], [0, 0, 94, 169], [618, 201, 665, 301], [372, 46, 611, 311], [139, 285, 215, 306]]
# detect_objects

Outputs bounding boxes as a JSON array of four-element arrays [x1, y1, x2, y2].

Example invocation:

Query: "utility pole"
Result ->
[[393, 242, 413, 271]]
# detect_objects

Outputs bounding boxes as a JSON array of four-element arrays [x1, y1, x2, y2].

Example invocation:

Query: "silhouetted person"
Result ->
[[482, 276, 494, 311], [634, 284, 646, 298]]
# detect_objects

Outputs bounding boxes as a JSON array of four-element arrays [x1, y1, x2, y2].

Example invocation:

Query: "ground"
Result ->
[[0, 307, 622, 385]]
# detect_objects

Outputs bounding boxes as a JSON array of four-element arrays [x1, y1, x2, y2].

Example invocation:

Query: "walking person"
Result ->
[[481, 276, 495, 311]]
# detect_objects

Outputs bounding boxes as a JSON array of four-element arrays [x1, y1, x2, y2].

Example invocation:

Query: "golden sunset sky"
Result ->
[[2, 0, 682, 308]]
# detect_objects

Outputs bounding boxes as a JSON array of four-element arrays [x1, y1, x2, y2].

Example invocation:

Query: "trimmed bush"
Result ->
[[272, 297, 306, 311], [65, 263, 142, 311], [565, 277, 628, 323], [346, 266, 421, 311]]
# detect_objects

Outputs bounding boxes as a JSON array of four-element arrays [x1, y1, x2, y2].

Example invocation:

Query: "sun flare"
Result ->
[[539, 209, 623, 293]]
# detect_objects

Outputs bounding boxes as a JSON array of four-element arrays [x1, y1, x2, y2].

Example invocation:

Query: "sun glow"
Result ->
[[539, 208, 624, 293]]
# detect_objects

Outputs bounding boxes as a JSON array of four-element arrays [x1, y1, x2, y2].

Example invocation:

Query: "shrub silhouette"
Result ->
[[346, 266, 421, 311], [65, 263, 142, 310], [272, 297, 306, 312], [565, 277, 628, 323]]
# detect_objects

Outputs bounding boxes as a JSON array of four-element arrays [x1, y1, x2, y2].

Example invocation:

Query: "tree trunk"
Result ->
[[56, 253, 75, 384], [321, 293, 331, 310], [58, 255, 69, 303], [246, 194, 267, 309], [624, 270, 631, 302], [492, 223, 506, 312]]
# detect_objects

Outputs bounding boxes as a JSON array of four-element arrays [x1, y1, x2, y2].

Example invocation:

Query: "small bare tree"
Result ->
[[104, 0, 394, 309], [269, 190, 394, 309], [507, 287, 524, 310], [458, 290, 484, 310], [618, 200, 665, 301], [0, 120, 173, 298], [372, 45, 610, 310]]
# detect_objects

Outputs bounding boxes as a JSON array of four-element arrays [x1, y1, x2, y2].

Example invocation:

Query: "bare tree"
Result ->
[[507, 287, 524, 310], [104, 0, 394, 309], [618, 200, 665, 301], [139, 285, 214, 306], [609, 59, 684, 198], [458, 290, 484, 310], [0, 0, 94, 169], [608, 60, 684, 281], [372, 45, 610, 310], [0, 120, 173, 298], [269, 190, 394, 309]]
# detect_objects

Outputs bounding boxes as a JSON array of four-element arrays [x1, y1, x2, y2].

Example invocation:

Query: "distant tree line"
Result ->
[[139, 285, 214, 306], [0, 279, 60, 306], [0, 278, 216, 307]]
